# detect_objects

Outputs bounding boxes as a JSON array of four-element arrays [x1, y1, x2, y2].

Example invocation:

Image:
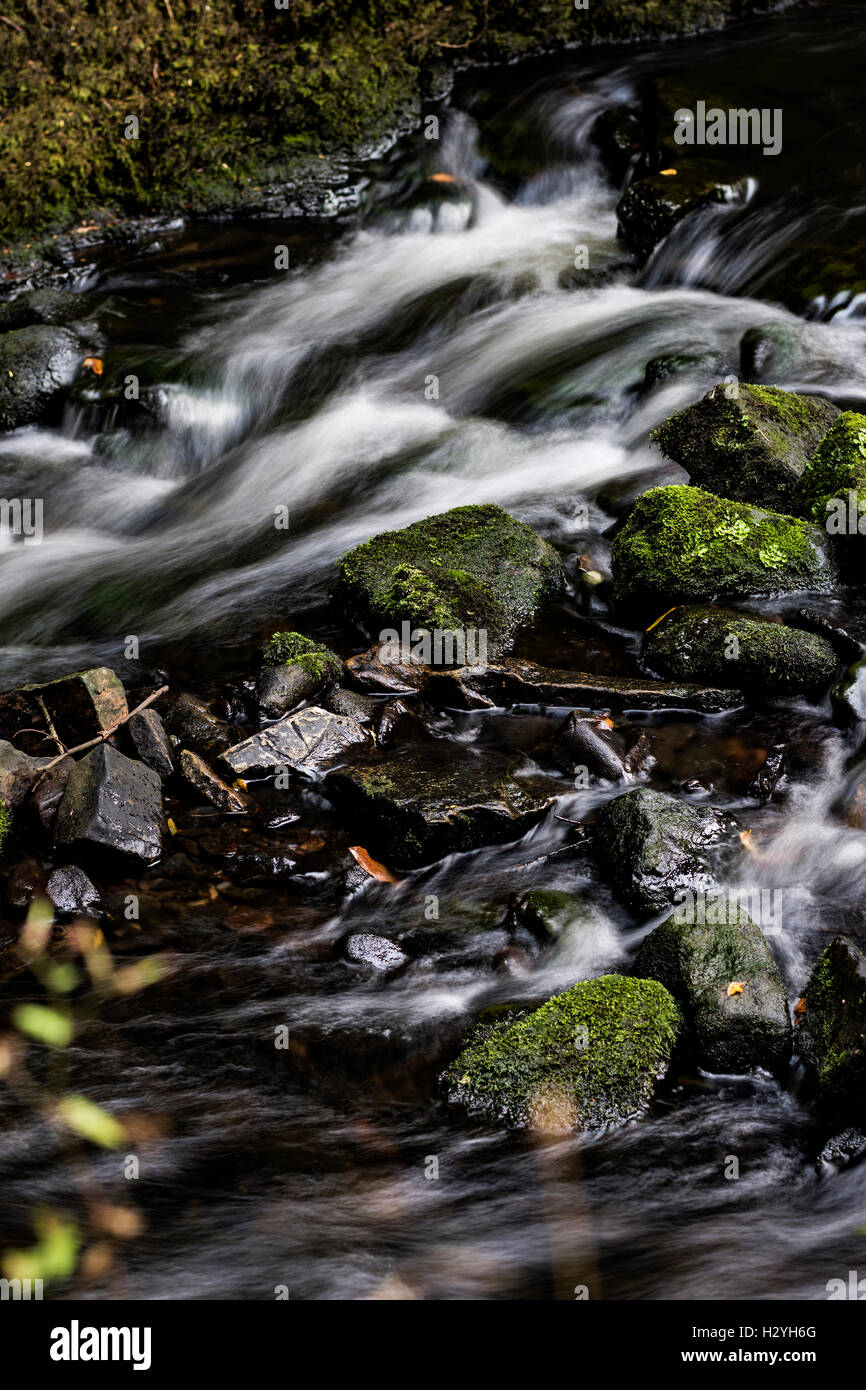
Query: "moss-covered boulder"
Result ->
[[336, 504, 565, 661], [513, 889, 599, 942], [793, 411, 866, 543], [326, 746, 557, 867], [652, 384, 839, 511], [642, 605, 838, 696], [257, 631, 343, 720], [595, 787, 740, 916], [0, 324, 82, 430], [441, 974, 679, 1131], [616, 161, 749, 262], [0, 288, 95, 334], [611, 485, 837, 616], [797, 937, 866, 1125], [634, 908, 790, 1074]]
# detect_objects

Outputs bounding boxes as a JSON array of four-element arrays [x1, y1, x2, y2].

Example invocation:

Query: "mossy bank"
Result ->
[[1, 0, 795, 249]]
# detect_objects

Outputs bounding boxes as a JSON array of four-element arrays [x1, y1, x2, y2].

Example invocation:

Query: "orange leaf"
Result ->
[[659, 168, 678, 176], [430, 172, 456, 184], [598, 717, 614, 730], [726, 981, 745, 997], [793, 997, 807, 1018], [349, 845, 399, 883], [83, 356, 103, 376]]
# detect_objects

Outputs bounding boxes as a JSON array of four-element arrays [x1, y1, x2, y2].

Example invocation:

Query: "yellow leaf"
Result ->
[[83, 356, 103, 376], [12, 1003, 73, 1048], [659, 167, 678, 175], [726, 981, 745, 997], [646, 607, 677, 634], [56, 1095, 126, 1149], [167, 816, 178, 835]]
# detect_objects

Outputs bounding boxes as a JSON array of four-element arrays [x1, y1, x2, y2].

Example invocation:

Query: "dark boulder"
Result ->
[[54, 744, 164, 866], [0, 666, 127, 755], [616, 161, 750, 262], [178, 749, 248, 813], [164, 693, 232, 759], [45, 865, 101, 917], [551, 713, 628, 780], [127, 707, 174, 778], [797, 937, 866, 1126], [0, 324, 82, 430]]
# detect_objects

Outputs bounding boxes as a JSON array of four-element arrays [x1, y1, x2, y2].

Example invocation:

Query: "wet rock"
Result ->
[[762, 239, 866, 320], [634, 908, 790, 1074], [441, 974, 679, 1131], [320, 685, 380, 726], [747, 744, 786, 803], [0, 324, 82, 430], [642, 605, 839, 696], [179, 750, 248, 813], [594, 787, 740, 915], [832, 760, 866, 830], [739, 323, 805, 382], [376, 699, 414, 744], [54, 744, 164, 866], [6, 855, 47, 910], [834, 659, 866, 724], [336, 503, 565, 662], [45, 865, 101, 916], [513, 889, 598, 942], [652, 384, 838, 511], [428, 656, 743, 714], [222, 706, 369, 778], [611, 485, 838, 617], [127, 707, 174, 778], [344, 641, 429, 695], [590, 105, 648, 184], [0, 288, 95, 333], [0, 739, 54, 807], [551, 713, 628, 780], [616, 160, 750, 262], [0, 666, 127, 755], [793, 411, 866, 550], [30, 761, 72, 829], [164, 693, 232, 759], [817, 1128, 866, 1172], [257, 632, 342, 718], [792, 608, 862, 663], [797, 937, 866, 1125], [326, 747, 557, 868], [344, 933, 408, 974]]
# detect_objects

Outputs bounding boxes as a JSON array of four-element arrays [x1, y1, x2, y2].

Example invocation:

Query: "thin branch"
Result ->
[[30, 686, 169, 791]]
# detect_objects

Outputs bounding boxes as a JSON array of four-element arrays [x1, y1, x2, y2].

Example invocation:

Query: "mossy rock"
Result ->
[[739, 323, 805, 383], [0, 288, 95, 333], [0, 324, 82, 430], [761, 241, 866, 319], [652, 384, 839, 511], [513, 889, 599, 942], [0, 801, 12, 855], [610, 485, 838, 616], [642, 605, 838, 697], [326, 746, 557, 868], [793, 412, 866, 552], [594, 786, 740, 916], [797, 937, 866, 1125], [441, 973, 679, 1131], [259, 631, 342, 717], [616, 160, 749, 262], [336, 504, 565, 661], [634, 908, 790, 1074]]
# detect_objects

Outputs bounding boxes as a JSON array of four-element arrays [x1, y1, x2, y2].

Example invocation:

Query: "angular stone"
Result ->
[[797, 937, 866, 1126], [634, 908, 790, 1074], [0, 667, 127, 755], [0, 740, 53, 807], [222, 706, 369, 778], [45, 865, 101, 916], [54, 744, 164, 865], [344, 642, 428, 695], [441, 974, 679, 1131], [326, 747, 557, 868], [344, 933, 408, 974], [127, 707, 174, 778], [642, 606, 839, 696], [594, 787, 740, 915], [652, 384, 838, 511], [164, 694, 232, 758], [179, 749, 248, 813]]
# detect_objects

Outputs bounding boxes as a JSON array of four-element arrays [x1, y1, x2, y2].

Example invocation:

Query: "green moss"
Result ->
[[611, 484, 837, 615], [442, 973, 679, 1130], [337, 502, 564, 660], [0, 801, 12, 854], [652, 385, 839, 511], [642, 605, 839, 695], [262, 630, 341, 681], [797, 938, 866, 1124], [794, 411, 866, 525]]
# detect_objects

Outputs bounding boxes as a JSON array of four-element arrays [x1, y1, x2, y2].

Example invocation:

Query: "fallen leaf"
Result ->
[[645, 607, 677, 634], [349, 845, 399, 883], [659, 167, 678, 176], [726, 981, 745, 997], [83, 356, 103, 376], [430, 172, 456, 184], [794, 996, 807, 1019], [167, 817, 178, 836], [598, 716, 614, 730]]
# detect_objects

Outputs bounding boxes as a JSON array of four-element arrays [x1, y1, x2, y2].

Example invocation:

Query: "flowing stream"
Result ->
[[2, 0, 866, 1300]]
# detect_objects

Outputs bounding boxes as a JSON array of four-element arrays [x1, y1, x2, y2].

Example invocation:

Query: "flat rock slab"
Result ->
[[427, 658, 743, 713], [0, 666, 127, 755], [222, 706, 369, 778], [326, 747, 558, 867], [55, 743, 164, 866]]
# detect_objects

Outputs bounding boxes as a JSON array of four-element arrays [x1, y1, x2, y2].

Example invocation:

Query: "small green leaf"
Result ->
[[11, 1003, 73, 1048], [56, 1095, 126, 1149]]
